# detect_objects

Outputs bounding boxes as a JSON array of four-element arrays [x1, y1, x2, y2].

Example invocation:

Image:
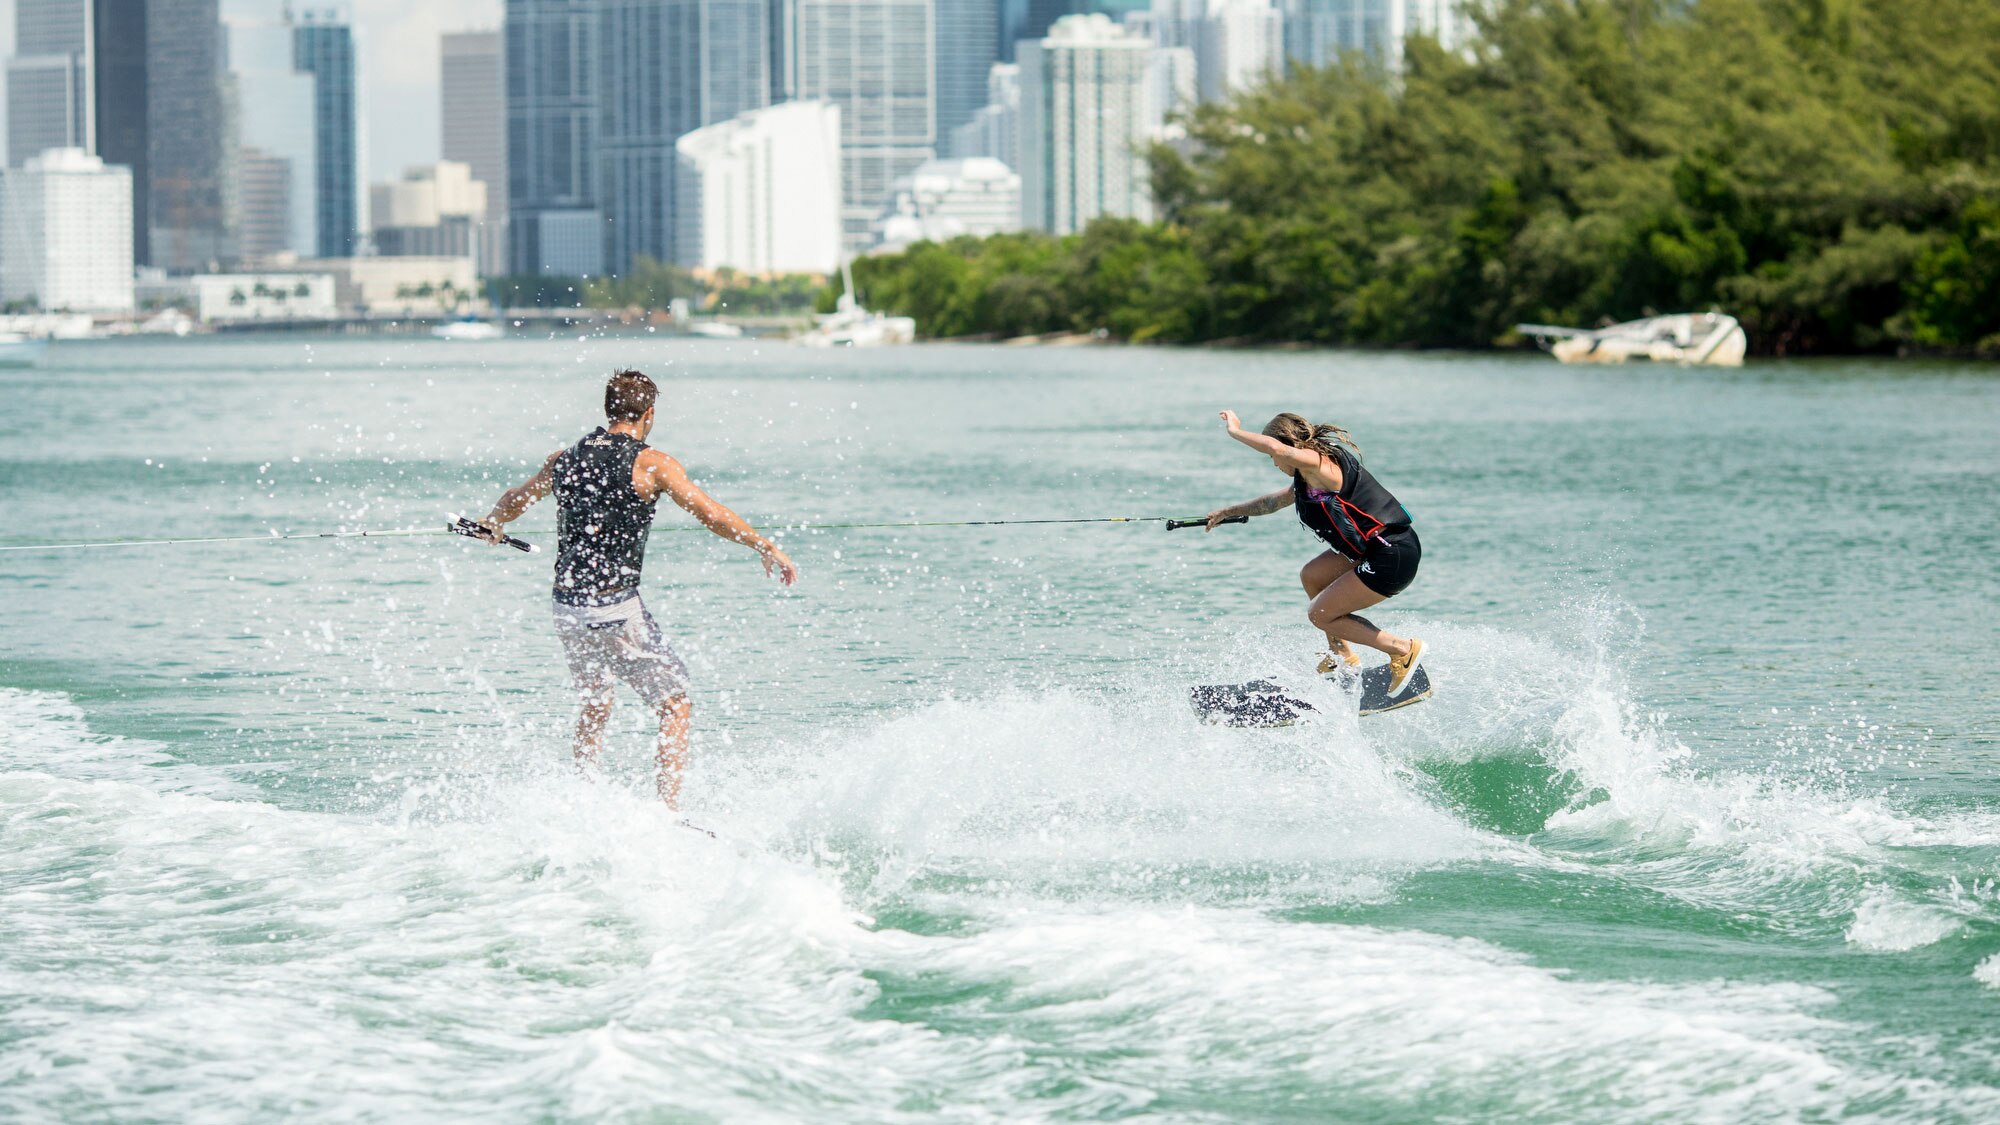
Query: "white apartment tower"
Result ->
[[673, 100, 843, 275], [0, 148, 135, 311], [1197, 0, 1282, 102], [1018, 14, 1155, 235], [871, 157, 1021, 251], [793, 0, 936, 252]]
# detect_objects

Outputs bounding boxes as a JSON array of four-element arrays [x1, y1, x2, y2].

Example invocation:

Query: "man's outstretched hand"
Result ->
[[762, 546, 799, 587]]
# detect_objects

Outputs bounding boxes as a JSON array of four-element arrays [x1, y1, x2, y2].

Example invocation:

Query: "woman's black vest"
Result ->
[[1292, 447, 1411, 559], [552, 427, 657, 605]]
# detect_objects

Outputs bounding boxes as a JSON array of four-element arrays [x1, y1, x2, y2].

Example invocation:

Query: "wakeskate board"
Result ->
[[1191, 661, 1432, 727]]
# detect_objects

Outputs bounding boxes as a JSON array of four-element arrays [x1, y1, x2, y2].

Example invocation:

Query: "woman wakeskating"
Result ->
[[1205, 410, 1425, 695]]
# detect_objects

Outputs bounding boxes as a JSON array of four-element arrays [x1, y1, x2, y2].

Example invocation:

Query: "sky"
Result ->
[[0, 0, 496, 185]]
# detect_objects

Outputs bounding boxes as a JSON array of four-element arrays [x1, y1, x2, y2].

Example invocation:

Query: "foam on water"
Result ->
[[6, 598, 1999, 1121]]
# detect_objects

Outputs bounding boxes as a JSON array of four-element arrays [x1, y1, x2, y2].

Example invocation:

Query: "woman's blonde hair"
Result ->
[[1261, 412, 1361, 462]]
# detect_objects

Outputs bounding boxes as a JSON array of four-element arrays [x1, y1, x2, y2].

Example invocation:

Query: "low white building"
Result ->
[[674, 100, 843, 276], [871, 158, 1021, 251], [262, 257, 479, 315], [0, 148, 135, 312], [192, 274, 339, 323]]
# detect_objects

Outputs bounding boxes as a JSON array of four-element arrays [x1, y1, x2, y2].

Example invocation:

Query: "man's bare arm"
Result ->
[[641, 451, 798, 585], [476, 450, 560, 541]]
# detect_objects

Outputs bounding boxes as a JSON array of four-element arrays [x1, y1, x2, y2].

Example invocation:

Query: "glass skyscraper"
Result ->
[[294, 13, 362, 258], [7, 0, 95, 168], [796, 0, 935, 252], [597, 0, 770, 276], [933, 0, 1000, 142], [146, 0, 233, 272], [93, 0, 148, 263], [506, 0, 602, 276]]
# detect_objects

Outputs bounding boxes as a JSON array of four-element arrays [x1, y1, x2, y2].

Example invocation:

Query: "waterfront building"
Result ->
[[597, 0, 770, 277], [870, 156, 1020, 251], [1196, 0, 1280, 101], [948, 61, 1017, 163], [1281, 0, 1471, 72], [506, 0, 602, 276], [147, 0, 234, 272], [371, 161, 491, 266], [795, 0, 936, 252], [0, 148, 135, 312], [673, 100, 842, 275], [191, 273, 338, 322], [934, 0, 1000, 142], [261, 256, 479, 315], [224, 17, 317, 259], [8, 0, 94, 168], [1018, 13, 1153, 234], [441, 31, 508, 276], [294, 11, 364, 258], [93, 0, 150, 264]]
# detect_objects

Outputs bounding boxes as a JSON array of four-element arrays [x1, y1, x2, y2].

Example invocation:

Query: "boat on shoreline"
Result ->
[[1517, 312, 1747, 366], [795, 260, 915, 348], [431, 316, 504, 341]]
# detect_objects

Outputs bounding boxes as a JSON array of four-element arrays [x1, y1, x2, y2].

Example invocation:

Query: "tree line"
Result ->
[[842, 0, 2000, 355]]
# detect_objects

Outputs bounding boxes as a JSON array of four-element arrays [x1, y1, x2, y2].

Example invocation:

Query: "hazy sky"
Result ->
[[0, 0, 498, 184]]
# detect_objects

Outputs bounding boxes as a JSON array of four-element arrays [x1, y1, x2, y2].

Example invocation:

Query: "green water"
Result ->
[[2, 335, 1997, 1121]]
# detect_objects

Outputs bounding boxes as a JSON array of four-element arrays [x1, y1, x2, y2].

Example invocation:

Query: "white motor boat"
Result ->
[[688, 320, 745, 339], [0, 332, 49, 367], [1517, 312, 1747, 367], [796, 260, 916, 348], [431, 317, 504, 341]]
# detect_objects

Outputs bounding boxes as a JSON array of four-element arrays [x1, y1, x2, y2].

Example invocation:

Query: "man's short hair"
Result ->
[[605, 370, 657, 421]]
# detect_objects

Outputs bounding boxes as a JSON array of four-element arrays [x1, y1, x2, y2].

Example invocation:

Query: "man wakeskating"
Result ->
[[473, 370, 797, 808]]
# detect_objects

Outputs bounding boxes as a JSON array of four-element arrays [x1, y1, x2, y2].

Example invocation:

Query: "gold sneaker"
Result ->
[[1317, 647, 1361, 675], [1387, 638, 1426, 695]]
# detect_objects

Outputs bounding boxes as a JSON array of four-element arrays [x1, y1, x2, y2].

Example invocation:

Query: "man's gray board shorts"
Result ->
[[551, 593, 690, 708]]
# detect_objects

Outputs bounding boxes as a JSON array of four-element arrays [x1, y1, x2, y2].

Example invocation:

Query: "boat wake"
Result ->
[[4, 605, 1999, 1120]]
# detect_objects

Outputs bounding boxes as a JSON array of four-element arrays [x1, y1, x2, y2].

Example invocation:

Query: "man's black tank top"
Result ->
[[552, 427, 657, 605], [1292, 446, 1412, 559]]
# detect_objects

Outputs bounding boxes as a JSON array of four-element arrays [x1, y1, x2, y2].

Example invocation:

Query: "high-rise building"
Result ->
[[224, 18, 317, 259], [870, 156, 1020, 251], [93, 0, 149, 264], [7, 0, 95, 168], [674, 100, 842, 275], [441, 31, 507, 274], [948, 61, 1017, 164], [0, 148, 135, 311], [147, 0, 235, 272], [505, 0, 602, 276], [934, 0, 999, 142], [1018, 13, 1153, 233], [597, 0, 770, 277], [294, 12, 364, 258], [1281, 0, 1470, 72], [795, 0, 936, 252], [1196, 0, 1280, 101]]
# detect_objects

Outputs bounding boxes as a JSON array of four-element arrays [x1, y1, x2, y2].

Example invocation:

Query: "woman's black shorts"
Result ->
[[1353, 527, 1420, 597]]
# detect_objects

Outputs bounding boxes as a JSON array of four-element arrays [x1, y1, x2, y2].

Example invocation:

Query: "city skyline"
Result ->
[[0, 0, 500, 182]]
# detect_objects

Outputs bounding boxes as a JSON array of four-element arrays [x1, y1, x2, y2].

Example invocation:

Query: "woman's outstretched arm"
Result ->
[[1219, 410, 1318, 471]]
